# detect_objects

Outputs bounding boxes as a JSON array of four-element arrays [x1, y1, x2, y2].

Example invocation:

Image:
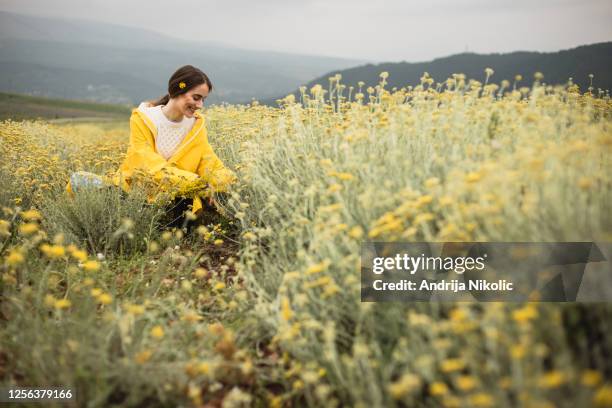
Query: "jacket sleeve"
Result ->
[[123, 113, 200, 185], [196, 131, 236, 192]]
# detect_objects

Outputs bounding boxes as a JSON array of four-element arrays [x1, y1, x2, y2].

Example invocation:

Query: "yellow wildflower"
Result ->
[[242, 231, 257, 241], [40, 244, 65, 259], [82, 260, 101, 272], [134, 350, 152, 364], [305, 276, 332, 289], [21, 209, 42, 221], [71, 249, 88, 262], [44, 294, 56, 307], [510, 344, 526, 359], [440, 358, 465, 373], [470, 393, 494, 407], [281, 296, 293, 321], [0, 220, 10, 236], [465, 172, 482, 183], [125, 303, 145, 315], [6, 250, 24, 266], [194, 267, 209, 278], [582, 370, 602, 387], [97, 293, 113, 305], [512, 304, 538, 323], [306, 259, 330, 275], [455, 375, 477, 391], [150, 325, 165, 339], [348, 226, 364, 239], [538, 371, 565, 389], [182, 311, 203, 322], [54, 298, 72, 310], [594, 385, 612, 407], [388, 374, 421, 399], [19, 223, 39, 235], [430, 381, 448, 396]]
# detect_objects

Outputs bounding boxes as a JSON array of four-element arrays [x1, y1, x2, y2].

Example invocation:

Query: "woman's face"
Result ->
[[177, 83, 210, 118]]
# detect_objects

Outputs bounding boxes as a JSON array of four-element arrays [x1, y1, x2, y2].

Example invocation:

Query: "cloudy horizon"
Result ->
[[1, 0, 611, 62]]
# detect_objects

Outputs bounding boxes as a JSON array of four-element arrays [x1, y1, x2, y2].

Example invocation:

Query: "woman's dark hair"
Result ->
[[151, 65, 213, 106]]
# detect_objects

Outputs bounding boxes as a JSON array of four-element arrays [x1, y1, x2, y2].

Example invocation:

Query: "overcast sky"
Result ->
[[1, 0, 611, 62]]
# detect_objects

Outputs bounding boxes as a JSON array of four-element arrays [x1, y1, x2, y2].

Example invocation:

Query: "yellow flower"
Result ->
[[97, 293, 113, 305], [348, 226, 364, 239], [19, 222, 39, 235], [179, 82, 186, 89], [538, 371, 565, 389], [306, 260, 330, 275], [304, 276, 332, 289], [581, 370, 602, 387], [71, 249, 88, 262], [455, 375, 477, 391], [440, 358, 465, 373], [327, 183, 342, 193], [510, 344, 526, 359], [470, 393, 494, 407], [0, 220, 10, 236], [150, 325, 165, 339], [44, 294, 57, 307], [512, 304, 538, 323], [54, 298, 72, 310], [6, 250, 24, 266], [21, 209, 42, 221], [134, 350, 153, 364], [194, 267, 209, 278], [125, 303, 145, 315], [465, 172, 482, 183], [242, 231, 257, 241], [430, 381, 448, 396], [388, 374, 421, 399], [182, 311, 203, 322], [281, 296, 293, 321], [82, 260, 101, 272], [594, 385, 612, 407], [40, 244, 65, 259]]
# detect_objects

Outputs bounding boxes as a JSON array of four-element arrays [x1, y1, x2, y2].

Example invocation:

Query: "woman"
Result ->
[[69, 65, 236, 216]]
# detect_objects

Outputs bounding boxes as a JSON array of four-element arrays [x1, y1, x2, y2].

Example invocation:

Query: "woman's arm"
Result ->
[[124, 113, 200, 185], [195, 133, 236, 192]]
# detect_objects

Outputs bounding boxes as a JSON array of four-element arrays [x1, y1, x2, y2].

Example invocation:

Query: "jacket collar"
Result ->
[[133, 102, 206, 163]]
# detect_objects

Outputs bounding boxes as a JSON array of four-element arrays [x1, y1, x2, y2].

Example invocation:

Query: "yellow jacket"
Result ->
[[113, 104, 236, 213], [66, 104, 235, 214]]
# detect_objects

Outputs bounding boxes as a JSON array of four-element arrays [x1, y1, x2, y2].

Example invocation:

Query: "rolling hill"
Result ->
[[0, 92, 131, 121], [0, 11, 367, 105], [265, 42, 612, 105]]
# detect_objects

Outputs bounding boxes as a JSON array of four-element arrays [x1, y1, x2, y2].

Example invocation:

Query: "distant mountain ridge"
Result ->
[[0, 11, 367, 104], [265, 42, 612, 105]]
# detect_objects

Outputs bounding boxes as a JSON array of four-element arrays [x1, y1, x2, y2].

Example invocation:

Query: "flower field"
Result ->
[[1, 72, 611, 407]]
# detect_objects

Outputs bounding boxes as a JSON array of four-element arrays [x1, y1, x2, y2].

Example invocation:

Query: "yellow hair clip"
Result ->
[[179, 82, 186, 89]]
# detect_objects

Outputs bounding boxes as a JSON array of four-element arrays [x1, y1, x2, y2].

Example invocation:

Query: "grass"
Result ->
[[1, 71, 611, 407], [0, 92, 131, 121]]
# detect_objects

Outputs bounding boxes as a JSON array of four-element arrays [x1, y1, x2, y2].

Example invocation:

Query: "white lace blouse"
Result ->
[[138, 103, 196, 160]]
